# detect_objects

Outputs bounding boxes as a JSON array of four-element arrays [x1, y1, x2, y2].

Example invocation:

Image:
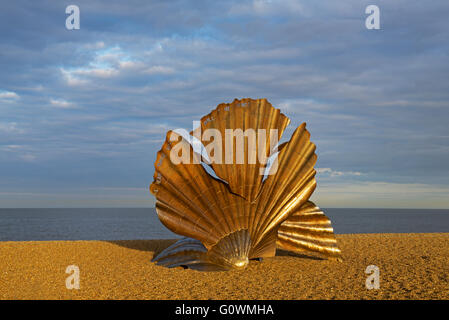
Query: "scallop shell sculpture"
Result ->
[[150, 98, 342, 270]]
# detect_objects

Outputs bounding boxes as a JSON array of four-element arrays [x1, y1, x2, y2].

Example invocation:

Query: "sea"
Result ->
[[0, 208, 448, 241]]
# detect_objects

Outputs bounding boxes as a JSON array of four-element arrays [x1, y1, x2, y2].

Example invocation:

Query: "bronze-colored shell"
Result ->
[[191, 98, 290, 201], [150, 98, 341, 270]]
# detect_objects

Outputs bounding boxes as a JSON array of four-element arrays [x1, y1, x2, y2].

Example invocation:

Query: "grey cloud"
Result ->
[[0, 1, 448, 207]]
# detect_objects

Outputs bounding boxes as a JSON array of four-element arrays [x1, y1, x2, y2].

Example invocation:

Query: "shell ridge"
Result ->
[[153, 132, 242, 245], [250, 125, 317, 248], [277, 201, 342, 260]]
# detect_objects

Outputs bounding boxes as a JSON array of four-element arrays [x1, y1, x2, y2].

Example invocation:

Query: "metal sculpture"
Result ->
[[150, 98, 342, 270]]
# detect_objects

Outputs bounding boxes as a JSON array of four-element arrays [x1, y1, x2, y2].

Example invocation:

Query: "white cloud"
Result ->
[[83, 41, 105, 50], [60, 46, 130, 84], [0, 145, 23, 152], [229, 0, 304, 16], [60, 68, 88, 86], [316, 167, 362, 177], [75, 67, 118, 78], [0, 90, 19, 100], [0, 143, 37, 162], [119, 60, 142, 69], [61, 66, 119, 83], [49, 98, 76, 109], [143, 65, 175, 75], [0, 122, 24, 134]]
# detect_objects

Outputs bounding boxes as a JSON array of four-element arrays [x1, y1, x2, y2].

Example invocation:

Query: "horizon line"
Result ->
[[1, 207, 449, 210]]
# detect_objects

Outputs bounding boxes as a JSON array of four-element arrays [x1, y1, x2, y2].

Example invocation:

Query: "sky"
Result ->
[[0, 0, 448, 208]]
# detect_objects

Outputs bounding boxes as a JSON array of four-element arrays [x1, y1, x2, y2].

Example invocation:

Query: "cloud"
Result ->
[[143, 66, 176, 75], [229, 0, 305, 16], [60, 68, 89, 86], [83, 41, 106, 50], [0, 122, 24, 134], [19, 154, 37, 162], [0, 1, 448, 207], [60, 66, 118, 85], [0, 90, 19, 101], [316, 168, 362, 177], [49, 98, 76, 109]]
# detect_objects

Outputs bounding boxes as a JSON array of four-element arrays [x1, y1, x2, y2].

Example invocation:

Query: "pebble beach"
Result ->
[[0, 233, 448, 300]]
